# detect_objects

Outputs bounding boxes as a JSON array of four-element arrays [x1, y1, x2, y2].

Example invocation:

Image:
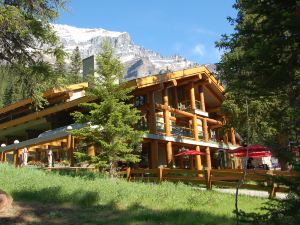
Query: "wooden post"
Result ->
[[269, 183, 277, 199], [223, 130, 229, 144], [189, 82, 196, 110], [268, 177, 277, 199], [166, 142, 173, 168], [126, 167, 131, 181], [173, 87, 178, 109], [203, 118, 209, 142], [189, 82, 202, 170], [3, 152, 6, 162], [203, 118, 212, 175], [205, 168, 212, 190], [162, 87, 171, 136], [195, 146, 202, 170], [199, 85, 206, 111], [148, 91, 157, 134], [150, 140, 159, 168], [13, 149, 19, 167], [87, 145, 96, 156], [1, 152, 6, 162], [162, 87, 173, 168], [205, 146, 212, 170], [67, 135, 74, 166], [158, 167, 163, 182], [230, 128, 236, 145], [71, 137, 75, 166], [203, 118, 210, 176]]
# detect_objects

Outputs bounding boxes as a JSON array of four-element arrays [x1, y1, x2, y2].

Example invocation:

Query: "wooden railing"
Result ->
[[120, 168, 299, 198]]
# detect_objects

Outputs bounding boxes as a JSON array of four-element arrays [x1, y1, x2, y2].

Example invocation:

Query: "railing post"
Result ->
[[126, 167, 131, 182], [269, 182, 277, 199], [158, 167, 163, 183], [205, 169, 212, 190], [268, 175, 277, 199], [13, 149, 20, 167]]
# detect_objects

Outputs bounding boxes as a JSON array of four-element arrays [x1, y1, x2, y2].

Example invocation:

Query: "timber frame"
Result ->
[[0, 66, 240, 169]]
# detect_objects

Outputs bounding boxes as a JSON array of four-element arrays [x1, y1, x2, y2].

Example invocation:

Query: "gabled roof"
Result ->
[[126, 66, 225, 93], [0, 82, 88, 116]]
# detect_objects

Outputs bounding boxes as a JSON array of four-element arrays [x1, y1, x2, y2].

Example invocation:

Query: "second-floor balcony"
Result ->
[[156, 121, 194, 139], [136, 119, 223, 144], [177, 100, 208, 117]]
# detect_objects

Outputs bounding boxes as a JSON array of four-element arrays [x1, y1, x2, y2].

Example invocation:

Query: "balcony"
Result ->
[[156, 121, 194, 139], [177, 100, 208, 117]]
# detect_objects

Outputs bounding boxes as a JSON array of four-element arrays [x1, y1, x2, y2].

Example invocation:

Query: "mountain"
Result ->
[[52, 24, 197, 80]]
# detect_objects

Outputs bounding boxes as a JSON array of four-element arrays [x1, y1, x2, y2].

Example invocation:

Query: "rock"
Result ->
[[0, 189, 13, 212]]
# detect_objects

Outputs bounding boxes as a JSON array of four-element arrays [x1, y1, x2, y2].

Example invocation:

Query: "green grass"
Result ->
[[0, 164, 266, 225]]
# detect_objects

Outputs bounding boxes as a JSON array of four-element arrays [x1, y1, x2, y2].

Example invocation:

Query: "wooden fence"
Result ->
[[119, 168, 299, 198]]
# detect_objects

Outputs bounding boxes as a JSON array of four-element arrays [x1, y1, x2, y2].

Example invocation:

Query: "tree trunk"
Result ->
[[109, 161, 117, 178]]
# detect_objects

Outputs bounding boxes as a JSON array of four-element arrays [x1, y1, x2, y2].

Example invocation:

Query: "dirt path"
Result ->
[[0, 202, 95, 225]]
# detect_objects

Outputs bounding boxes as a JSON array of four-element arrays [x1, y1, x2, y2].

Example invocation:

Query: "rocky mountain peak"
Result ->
[[52, 24, 197, 80]]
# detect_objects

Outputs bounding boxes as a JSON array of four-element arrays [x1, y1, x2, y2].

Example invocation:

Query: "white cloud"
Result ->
[[193, 44, 206, 56], [191, 27, 217, 36]]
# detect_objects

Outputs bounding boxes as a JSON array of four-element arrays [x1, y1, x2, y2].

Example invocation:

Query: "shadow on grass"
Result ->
[[51, 170, 105, 180], [1, 188, 234, 225]]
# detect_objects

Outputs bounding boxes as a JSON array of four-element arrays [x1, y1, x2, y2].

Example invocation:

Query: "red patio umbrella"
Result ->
[[233, 151, 272, 158], [175, 150, 206, 169], [228, 145, 271, 154], [175, 150, 206, 157]]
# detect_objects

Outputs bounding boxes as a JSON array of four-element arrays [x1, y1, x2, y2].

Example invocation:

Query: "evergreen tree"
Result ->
[[2, 73, 24, 106], [0, 0, 66, 65], [0, 0, 68, 108], [216, 0, 300, 156], [216, 1, 300, 224], [72, 42, 144, 176], [69, 46, 83, 83], [3, 82, 14, 106]]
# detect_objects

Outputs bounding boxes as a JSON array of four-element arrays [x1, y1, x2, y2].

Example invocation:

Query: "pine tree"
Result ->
[[72, 42, 144, 176], [0, 0, 66, 65], [69, 46, 83, 83], [0, 1, 67, 108], [216, 0, 300, 153], [3, 76, 21, 106], [216, 1, 300, 224]]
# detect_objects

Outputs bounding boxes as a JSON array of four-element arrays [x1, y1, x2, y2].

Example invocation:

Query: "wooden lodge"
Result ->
[[0, 66, 241, 169]]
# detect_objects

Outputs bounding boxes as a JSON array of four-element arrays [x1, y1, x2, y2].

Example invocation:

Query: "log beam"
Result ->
[[150, 140, 158, 168], [195, 146, 202, 170], [148, 91, 157, 134], [230, 128, 236, 145], [205, 146, 212, 170], [166, 142, 173, 168], [199, 85, 206, 112], [162, 88, 171, 136]]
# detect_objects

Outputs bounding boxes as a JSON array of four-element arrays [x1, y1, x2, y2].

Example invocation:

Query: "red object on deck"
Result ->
[[233, 151, 272, 158], [228, 145, 271, 154], [175, 150, 206, 156]]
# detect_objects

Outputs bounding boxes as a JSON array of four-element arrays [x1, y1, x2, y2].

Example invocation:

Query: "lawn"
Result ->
[[0, 164, 266, 225]]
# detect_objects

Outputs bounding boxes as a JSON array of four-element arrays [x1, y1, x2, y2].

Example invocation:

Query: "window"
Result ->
[[134, 95, 146, 107]]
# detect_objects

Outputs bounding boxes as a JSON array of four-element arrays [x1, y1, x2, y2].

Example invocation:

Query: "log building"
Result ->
[[0, 66, 239, 169]]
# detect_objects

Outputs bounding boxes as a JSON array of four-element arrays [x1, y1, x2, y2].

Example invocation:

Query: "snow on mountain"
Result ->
[[52, 24, 197, 80]]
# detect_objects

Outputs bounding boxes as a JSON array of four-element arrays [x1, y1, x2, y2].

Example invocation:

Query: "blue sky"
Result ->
[[57, 0, 237, 64]]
